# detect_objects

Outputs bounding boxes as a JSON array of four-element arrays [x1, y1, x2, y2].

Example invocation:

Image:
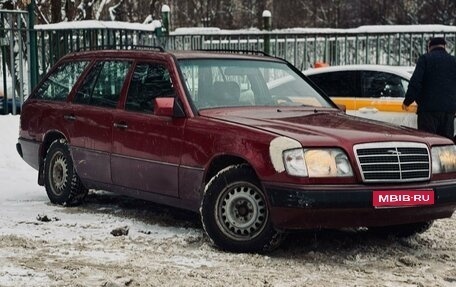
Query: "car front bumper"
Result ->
[[263, 181, 456, 230]]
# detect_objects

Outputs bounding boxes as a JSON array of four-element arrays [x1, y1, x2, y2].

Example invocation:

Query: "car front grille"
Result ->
[[354, 142, 430, 183]]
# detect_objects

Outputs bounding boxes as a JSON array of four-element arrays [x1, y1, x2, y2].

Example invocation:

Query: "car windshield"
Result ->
[[178, 58, 333, 111]]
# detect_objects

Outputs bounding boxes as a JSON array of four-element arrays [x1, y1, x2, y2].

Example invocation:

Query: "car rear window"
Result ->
[[33, 61, 89, 101]]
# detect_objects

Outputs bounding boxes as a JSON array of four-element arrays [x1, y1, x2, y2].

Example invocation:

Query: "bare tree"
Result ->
[[238, 0, 260, 27], [2, 0, 456, 29], [108, 0, 124, 21], [424, 0, 456, 25], [393, 0, 426, 24], [76, 0, 96, 20], [50, 0, 61, 22], [62, 0, 77, 21]]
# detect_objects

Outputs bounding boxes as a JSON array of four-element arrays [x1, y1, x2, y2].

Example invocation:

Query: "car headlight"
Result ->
[[431, 145, 456, 174], [283, 149, 307, 176], [283, 148, 353, 177]]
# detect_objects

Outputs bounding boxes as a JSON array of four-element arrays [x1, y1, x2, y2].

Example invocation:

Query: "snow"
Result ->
[[34, 21, 456, 36], [0, 115, 202, 285], [171, 24, 456, 35], [0, 116, 36, 201], [0, 113, 189, 238], [2, 18, 456, 284], [35, 20, 161, 31], [280, 24, 456, 34], [161, 5, 170, 13], [1, 115, 455, 286]]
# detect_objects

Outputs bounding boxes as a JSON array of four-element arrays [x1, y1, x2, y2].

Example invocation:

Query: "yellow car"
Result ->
[[303, 65, 418, 128]]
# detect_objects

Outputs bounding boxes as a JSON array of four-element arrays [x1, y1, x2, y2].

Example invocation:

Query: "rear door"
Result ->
[[111, 61, 185, 197], [19, 60, 89, 170], [68, 60, 132, 184]]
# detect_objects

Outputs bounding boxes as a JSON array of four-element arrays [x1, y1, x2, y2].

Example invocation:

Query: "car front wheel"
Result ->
[[44, 139, 88, 206], [200, 164, 283, 253]]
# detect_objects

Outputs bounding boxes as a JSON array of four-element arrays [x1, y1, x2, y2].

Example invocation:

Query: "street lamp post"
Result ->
[[161, 5, 170, 37], [262, 10, 271, 55], [28, 0, 38, 89]]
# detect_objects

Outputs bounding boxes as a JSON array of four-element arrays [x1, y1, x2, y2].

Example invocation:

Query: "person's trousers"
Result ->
[[417, 112, 455, 140]]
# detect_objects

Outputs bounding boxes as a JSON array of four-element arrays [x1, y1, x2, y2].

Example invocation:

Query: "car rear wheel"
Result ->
[[369, 221, 434, 238], [44, 139, 88, 206], [200, 164, 283, 253]]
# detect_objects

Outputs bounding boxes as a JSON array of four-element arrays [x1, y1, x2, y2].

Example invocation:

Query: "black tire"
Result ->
[[44, 139, 88, 206], [369, 221, 434, 238], [200, 164, 284, 253]]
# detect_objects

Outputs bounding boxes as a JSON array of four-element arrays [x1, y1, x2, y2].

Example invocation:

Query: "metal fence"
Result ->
[[1, 9, 456, 115], [0, 9, 29, 115], [168, 30, 456, 70], [34, 24, 165, 77], [33, 27, 456, 77]]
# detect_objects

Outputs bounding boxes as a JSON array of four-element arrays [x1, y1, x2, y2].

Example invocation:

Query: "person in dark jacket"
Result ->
[[402, 37, 456, 140]]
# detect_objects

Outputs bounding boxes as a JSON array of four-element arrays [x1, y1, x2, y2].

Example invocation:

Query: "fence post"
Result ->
[[0, 12, 7, 114], [159, 5, 170, 49], [28, 0, 38, 89], [262, 10, 271, 54], [161, 5, 170, 37]]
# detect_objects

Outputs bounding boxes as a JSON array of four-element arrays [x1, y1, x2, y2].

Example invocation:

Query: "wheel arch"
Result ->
[[204, 155, 256, 185], [38, 131, 68, 185]]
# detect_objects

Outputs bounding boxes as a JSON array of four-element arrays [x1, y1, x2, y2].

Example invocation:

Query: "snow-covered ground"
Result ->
[[1, 115, 455, 286]]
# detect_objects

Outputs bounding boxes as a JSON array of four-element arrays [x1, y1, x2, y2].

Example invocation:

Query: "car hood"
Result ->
[[199, 107, 449, 147]]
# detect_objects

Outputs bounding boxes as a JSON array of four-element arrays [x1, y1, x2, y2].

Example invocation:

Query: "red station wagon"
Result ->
[[17, 49, 456, 252]]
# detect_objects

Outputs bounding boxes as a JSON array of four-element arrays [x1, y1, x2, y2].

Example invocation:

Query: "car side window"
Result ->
[[309, 71, 359, 97], [125, 63, 174, 113], [34, 61, 89, 101], [74, 61, 131, 108], [361, 71, 406, 98]]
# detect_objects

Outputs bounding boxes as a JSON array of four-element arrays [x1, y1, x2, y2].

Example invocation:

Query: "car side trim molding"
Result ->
[[112, 153, 179, 167], [111, 153, 204, 171], [70, 146, 204, 171]]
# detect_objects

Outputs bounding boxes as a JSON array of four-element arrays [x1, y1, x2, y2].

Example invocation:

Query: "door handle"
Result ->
[[114, 122, 128, 129], [64, 115, 76, 121]]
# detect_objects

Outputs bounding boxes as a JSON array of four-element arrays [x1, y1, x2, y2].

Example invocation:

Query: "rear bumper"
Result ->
[[263, 181, 456, 230], [16, 138, 41, 171], [16, 142, 23, 158]]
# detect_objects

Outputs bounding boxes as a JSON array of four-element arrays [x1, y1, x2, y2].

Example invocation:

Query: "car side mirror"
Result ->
[[154, 98, 174, 116], [154, 97, 185, 117]]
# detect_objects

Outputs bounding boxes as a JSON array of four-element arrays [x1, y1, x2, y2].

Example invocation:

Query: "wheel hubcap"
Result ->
[[49, 152, 68, 195], [216, 183, 268, 241]]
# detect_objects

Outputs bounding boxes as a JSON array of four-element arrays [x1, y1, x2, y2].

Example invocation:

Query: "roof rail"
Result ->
[[130, 45, 165, 52], [197, 49, 271, 57], [74, 45, 165, 53]]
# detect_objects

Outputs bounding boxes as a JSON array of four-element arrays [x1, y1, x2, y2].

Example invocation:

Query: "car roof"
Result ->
[[59, 49, 284, 63], [303, 64, 413, 79], [171, 50, 284, 61]]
